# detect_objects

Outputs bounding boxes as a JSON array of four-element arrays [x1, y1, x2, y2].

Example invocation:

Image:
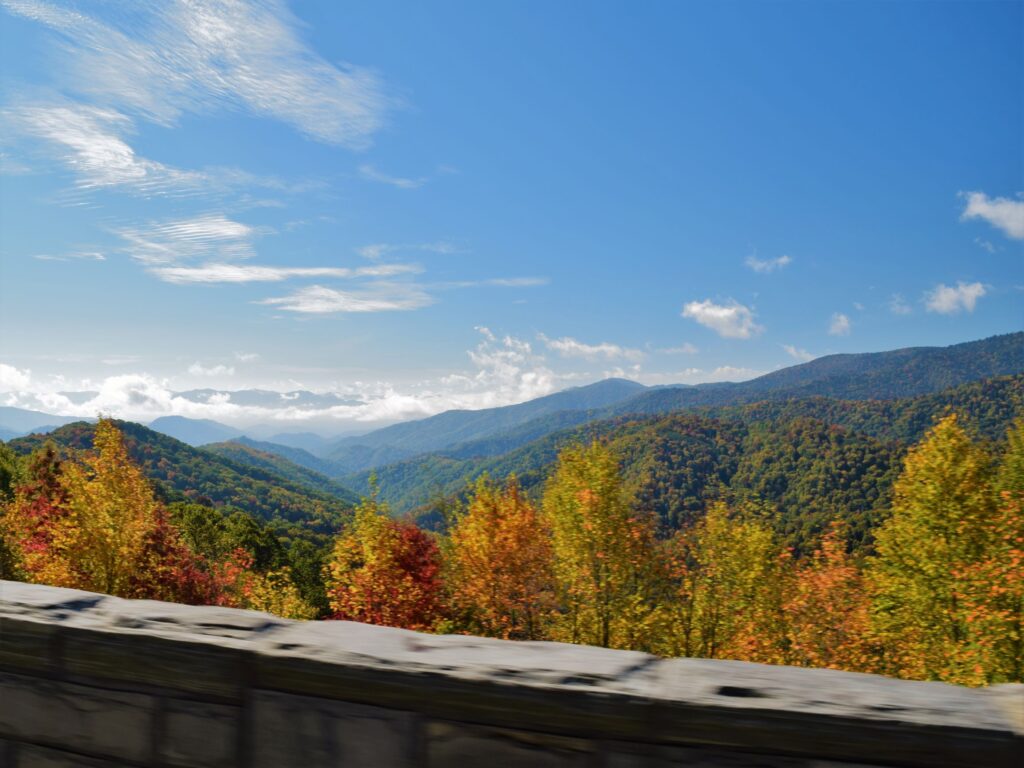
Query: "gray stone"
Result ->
[[0, 671, 154, 763], [985, 684, 1024, 735], [0, 581, 108, 618], [255, 620, 660, 740], [13, 743, 129, 767], [159, 699, 240, 768], [652, 658, 1020, 768], [251, 688, 415, 768], [3, 581, 1023, 768], [425, 721, 592, 768], [0, 616, 56, 673]]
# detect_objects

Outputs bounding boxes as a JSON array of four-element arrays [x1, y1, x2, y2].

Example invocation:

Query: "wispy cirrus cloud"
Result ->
[[3, 102, 206, 195], [960, 192, 1024, 240], [682, 299, 763, 339], [117, 214, 257, 265], [538, 334, 644, 361], [924, 281, 987, 314], [1, 0, 391, 148], [358, 163, 427, 189], [357, 242, 460, 260], [33, 250, 105, 262], [150, 262, 420, 285], [259, 283, 434, 314], [745, 254, 792, 273]]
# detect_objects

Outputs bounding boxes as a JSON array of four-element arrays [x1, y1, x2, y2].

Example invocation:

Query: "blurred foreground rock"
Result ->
[[1, 580, 1021, 767]]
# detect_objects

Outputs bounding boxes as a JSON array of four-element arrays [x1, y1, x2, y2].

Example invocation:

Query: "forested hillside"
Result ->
[[322, 378, 647, 474], [237, 333, 1022, 479], [203, 440, 357, 501], [348, 374, 1023, 553], [7, 421, 355, 533]]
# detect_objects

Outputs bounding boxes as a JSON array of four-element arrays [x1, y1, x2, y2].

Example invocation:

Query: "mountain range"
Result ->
[[3, 332, 1021, 547], [223, 331, 1024, 479]]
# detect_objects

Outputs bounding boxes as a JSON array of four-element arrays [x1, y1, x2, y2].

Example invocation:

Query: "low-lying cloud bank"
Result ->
[[1, 330, 763, 432]]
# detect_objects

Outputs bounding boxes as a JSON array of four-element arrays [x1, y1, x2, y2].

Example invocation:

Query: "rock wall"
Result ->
[[0, 580, 1021, 767]]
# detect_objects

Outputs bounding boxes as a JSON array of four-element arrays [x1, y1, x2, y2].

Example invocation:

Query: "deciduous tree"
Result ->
[[325, 491, 444, 630], [445, 476, 555, 639], [543, 441, 661, 650]]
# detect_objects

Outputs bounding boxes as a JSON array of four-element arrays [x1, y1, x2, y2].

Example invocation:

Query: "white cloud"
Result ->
[[538, 334, 644, 361], [0, 363, 32, 391], [975, 237, 997, 254], [745, 254, 792, 273], [658, 342, 698, 355], [358, 164, 427, 189], [3, 102, 206, 195], [259, 283, 434, 314], [2, 0, 390, 148], [33, 250, 105, 262], [889, 294, 912, 315], [118, 214, 256, 265], [782, 344, 815, 362], [357, 242, 459, 260], [924, 281, 987, 314], [960, 192, 1024, 240], [150, 262, 419, 284], [828, 312, 851, 336], [234, 352, 260, 362], [483, 277, 549, 287], [682, 299, 763, 339], [633, 365, 762, 386], [188, 363, 235, 377]]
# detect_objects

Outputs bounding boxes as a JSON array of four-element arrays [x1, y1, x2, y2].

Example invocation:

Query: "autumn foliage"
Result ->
[[325, 490, 443, 630], [2, 414, 1021, 687], [444, 476, 554, 639], [1, 419, 312, 618]]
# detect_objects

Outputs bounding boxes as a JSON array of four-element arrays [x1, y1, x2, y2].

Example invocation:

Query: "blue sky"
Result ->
[[0, 0, 1021, 429]]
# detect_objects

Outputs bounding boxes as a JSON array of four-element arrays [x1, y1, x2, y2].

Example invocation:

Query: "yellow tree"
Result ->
[[3, 420, 165, 596], [542, 440, 661, 650], [445, 476, 555, 639], [950, 419, 1024, 683], [662, 502, 783, 661], [868, 414, 999, 683]]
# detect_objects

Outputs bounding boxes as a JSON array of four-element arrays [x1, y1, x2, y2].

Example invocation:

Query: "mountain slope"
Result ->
[[8, 421, 355, 530], [202, 440, 357, 502], [348, 373, 1024, 550], [612, 332, 1024, 415], [0, 406, 85, 436], [323, 378, 647, 474], [148, 416, 243, 446], [286, 332, 1018, 477]]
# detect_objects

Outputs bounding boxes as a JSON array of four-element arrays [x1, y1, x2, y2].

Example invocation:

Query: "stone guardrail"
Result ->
[[0, 580, 1021, 767]]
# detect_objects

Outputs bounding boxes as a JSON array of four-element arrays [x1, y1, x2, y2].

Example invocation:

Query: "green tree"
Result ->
[[543, 441, 661, 650], [868, 414, 999, 683], [662, 502, 782, 660]]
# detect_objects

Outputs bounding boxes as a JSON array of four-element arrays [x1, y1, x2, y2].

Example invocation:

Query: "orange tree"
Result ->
[[325, 489, 444, 630], [782, 522, 875, 672], [444, 475, 555, 639]]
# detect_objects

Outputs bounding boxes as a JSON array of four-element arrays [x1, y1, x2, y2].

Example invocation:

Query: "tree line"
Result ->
[[1, 414, 1021, 686]]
